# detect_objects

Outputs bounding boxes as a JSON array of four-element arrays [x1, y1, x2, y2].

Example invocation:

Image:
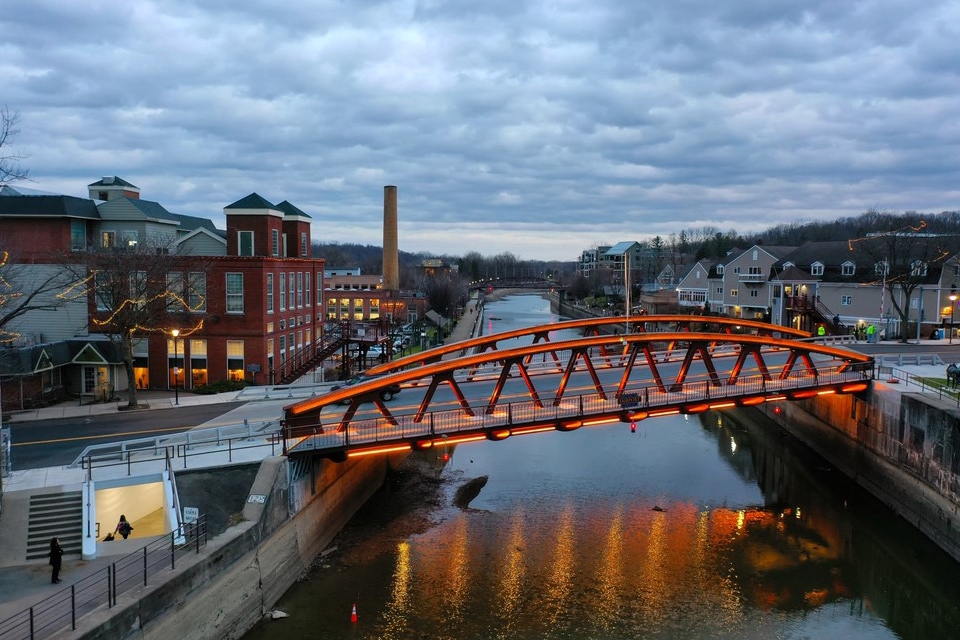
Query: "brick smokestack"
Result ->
[[383, 185, 399, 291]]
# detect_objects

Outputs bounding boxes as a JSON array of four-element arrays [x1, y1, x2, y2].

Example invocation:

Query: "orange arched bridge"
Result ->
[[281, 316, 873, 461]]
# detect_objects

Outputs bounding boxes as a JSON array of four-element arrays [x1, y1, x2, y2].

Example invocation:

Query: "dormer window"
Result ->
[[783, 261, 795, 269], [841, 261, 855, 276], [875, 261, 890, 276], [911, 260, 927, 277], [716, 265, 724, 275], [811, 262, 824, 276]]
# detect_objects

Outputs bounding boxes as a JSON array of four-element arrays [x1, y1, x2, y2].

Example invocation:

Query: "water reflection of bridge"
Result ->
[[281, 316, 874, 460]]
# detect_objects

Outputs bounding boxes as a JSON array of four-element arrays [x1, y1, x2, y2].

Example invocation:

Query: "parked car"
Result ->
[[331, 374, 401, 404]]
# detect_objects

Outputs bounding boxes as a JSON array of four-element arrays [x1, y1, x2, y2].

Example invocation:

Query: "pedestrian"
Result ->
[[49, 537, 63, 584], [867, 324, 877, 343], [115, 514, 133, 540]]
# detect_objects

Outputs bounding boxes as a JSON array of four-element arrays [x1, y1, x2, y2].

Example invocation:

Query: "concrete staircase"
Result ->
[[25, 491, 82, 561]]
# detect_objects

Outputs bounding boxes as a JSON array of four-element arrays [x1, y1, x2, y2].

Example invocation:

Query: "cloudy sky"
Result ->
[[3, 1, 959, 261]]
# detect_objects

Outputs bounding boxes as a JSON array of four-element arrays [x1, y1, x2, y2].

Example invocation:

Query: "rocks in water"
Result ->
[[453, 475, 489, 509], [270, 610, 289, 619]]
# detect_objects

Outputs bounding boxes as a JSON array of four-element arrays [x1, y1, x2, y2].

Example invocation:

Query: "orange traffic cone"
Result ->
[[351, 603, 358, 623]]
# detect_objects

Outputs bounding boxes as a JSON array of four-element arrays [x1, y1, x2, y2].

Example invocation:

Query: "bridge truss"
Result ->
[[281, 317, 873, 461]]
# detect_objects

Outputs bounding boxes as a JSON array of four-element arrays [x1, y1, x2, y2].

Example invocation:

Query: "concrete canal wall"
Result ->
[[760, 385, 960, 563], [71, 452, 405, 640]]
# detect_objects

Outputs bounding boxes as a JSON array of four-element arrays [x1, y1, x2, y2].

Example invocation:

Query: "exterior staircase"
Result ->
[[274, 324, 349, 385], [25, 491, 83, 561]]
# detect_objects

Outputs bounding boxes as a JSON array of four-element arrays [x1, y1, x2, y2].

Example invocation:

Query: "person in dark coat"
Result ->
[[115, 514, 133, 539], [49, 537, 63, 584]]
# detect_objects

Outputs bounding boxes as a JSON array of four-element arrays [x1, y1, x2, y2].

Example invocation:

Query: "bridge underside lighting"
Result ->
[[816, 389, 837, 396], [680, 403, 711, 414], [840, 382, 869, 394], [648, 409, 680, 418], [436, 434, 487, 446], [707, 401, 737, 410], [487, 429, 512, 441], [413, 439, 433, 450], [628, 411, 649, 422], [514, 425, 558, 435], [787, 389, 819, 400], [581, 417, 619, 427], [347, 444, 412, 458], [556, 421, 582, 432], [736, 396, 768, 407]]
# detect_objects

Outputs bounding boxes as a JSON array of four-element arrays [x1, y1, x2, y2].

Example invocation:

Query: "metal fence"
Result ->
[[0, 517, 207, 640]]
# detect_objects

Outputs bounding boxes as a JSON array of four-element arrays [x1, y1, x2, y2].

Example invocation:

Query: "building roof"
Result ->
[[88, 176, 139, 189], [0, 194, 100, 219], [225, 193, 275, 210], [604, 241, 641, 256], [275, 200, 311, 219]]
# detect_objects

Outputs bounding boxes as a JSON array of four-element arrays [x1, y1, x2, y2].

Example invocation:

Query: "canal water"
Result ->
[[244, 295, 960, 639]]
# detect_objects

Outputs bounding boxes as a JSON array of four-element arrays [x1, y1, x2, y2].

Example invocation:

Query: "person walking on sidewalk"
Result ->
[[49, 537, 63, 584]]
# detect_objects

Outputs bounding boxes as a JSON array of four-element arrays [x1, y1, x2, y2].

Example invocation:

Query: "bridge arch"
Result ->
[[282, 329, 873, 460]]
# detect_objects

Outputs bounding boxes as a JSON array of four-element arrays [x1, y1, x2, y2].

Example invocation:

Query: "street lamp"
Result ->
[[171, 329, 180, 405], [950, 286, 957, 345], [420, 330, 426, 353]]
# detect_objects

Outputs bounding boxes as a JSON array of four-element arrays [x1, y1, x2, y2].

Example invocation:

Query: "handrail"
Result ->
[[70, 419, 278, 468], [876, 364, 960, 407], [0, 517, 207, 640]]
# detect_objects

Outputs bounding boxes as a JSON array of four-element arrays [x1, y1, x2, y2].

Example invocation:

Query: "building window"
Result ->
[[370, 298, 380, 320], [279, 273, 286, 311], [267, 274, 274, 313], [317, 273, 323, 303], [71, 220, 85, 251], [188, 272, 206, 312], [811, 262, 824, 276], [305, 273, 311, 306], [238, 231, 254, 256], [288, 272, 295, 309], [716, 286, 723, 295], [911, 260, 928, 277], [327, 298, 337, 319], [301, 232, 307, 257], [875, 261, 889, 276], [841, 295, 852, 306], [730, 289, 738, 297], [752, 249, 758, 260], [101, 231, 116, 248], [353, 299, 364, 321], [271, 229, 279, 257], [279, 335, 286, 363], [297, 272, 303, 308], [227, 340, 245, 381], [130, 271, 147, 310], [226, 273, 244, 313], [716, 265, 724, 275], [122, 230, 139, 249], [841, 262, 855, 276], [94, 271, 113, 311], [167, 272, 186, 311], [749, 290, 758, 298], [190, 339, 208, 388], [748, 266, 762, 275]]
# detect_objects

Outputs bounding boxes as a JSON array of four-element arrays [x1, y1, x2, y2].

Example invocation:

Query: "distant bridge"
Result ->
[[470, 276, 561, 291], [281, 316, 873, 460]]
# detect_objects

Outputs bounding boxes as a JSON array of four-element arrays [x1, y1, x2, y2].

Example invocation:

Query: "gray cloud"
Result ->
[[3, 0, 958, 261]]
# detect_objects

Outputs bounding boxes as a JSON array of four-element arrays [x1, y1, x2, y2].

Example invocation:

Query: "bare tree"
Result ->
[[0, 106, 29, 187], [0, 251, 88, 343], [424, 273, 466, 321], [62, 237, 209, 408]]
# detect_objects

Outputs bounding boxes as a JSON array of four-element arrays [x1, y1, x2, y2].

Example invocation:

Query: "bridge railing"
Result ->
[[285, 366, 871, 455]]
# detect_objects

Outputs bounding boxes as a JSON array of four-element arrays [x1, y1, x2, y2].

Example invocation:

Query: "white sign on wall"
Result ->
[[183, 507, 199, 523]]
